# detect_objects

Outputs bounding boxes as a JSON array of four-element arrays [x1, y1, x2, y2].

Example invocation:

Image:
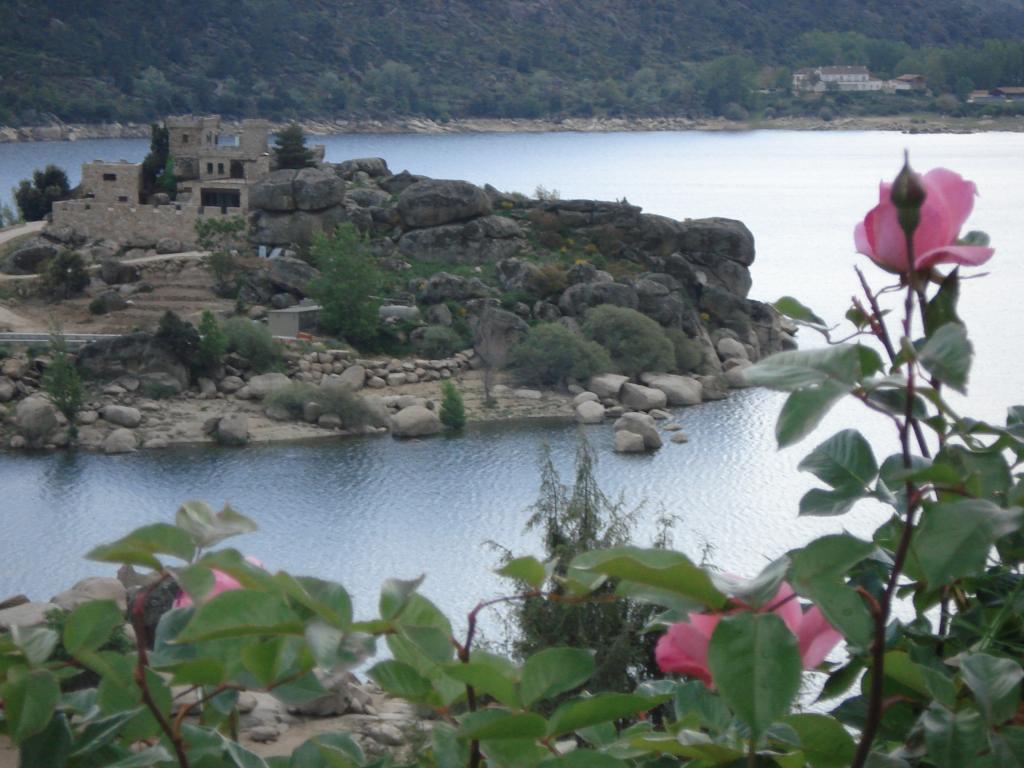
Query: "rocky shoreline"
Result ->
[[2, 113, 1022, 143]]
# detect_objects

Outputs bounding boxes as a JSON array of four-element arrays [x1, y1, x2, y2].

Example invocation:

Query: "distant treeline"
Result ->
[[2, 1, 1024, 125]]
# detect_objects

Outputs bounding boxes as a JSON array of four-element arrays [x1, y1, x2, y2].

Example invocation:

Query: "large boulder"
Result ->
[[613, 412, 662, 450], [15, 396, 58, 446], [416, 272, 495, 304], [575, 400, 606, 424], [390, 405, 442, 437], [397, 223, 522, 264], [249, 168, 345, 212], [100, 405, 142, 428], [337, 365, 366, 391], [587, 374, 629, 400], [268, 257, 319, 296], [473, 308, 528, 363], [496, 258, 542, 292], [51, 577, 127, 612], [397, 179, 492, 229], [104, 428, 139, 454], [247, 373, 291, 400], [640, 373, 703, 406], [155, 238, 184, 254], [91, 290, 128, 314], [249, 206, 349, 248], [614, 430, 647, 454], [2, 238, 58, 274], [0, 377, 14, 402], [335, 157, 391, 179], [558, 282, 639, 316], [76, 333, 189, 388], [100, 259, 141, 285], [215, 413, 250, 446], [619, 382, 668, 411]]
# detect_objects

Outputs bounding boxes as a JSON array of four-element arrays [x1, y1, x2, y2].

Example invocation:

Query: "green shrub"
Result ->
[[266, 381, 371, 426], [582, 305, 674, 377], [155, 311, 200, 365], [42, 250, 90, 299], [141, 380, 179, 400], [665, 327, 705, 373], [88, 297, 107, 315], [440, 380, 466, 431], [197, 310, 227, 372], [222, 317, 281, 372], [509, 323, 613, 386], [418, 326, 464, 359], [42, 332, 83, 434], [525, 263, 568, 299], [14, 165, 71, 221]]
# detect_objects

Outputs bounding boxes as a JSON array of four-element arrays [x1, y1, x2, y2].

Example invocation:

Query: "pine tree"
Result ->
[[273, 123, 314, 169]]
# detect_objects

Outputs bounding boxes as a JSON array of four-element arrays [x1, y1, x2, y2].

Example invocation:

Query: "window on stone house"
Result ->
[[207, 163, 213, 174], [103, 173, 117, 181], [217, 163, 225, 175], [182, 135, 189, 144], [118, 196, 128, 203]]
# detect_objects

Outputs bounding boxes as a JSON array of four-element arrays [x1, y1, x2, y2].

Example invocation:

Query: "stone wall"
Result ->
[[51, 200, 242, 249], [81, 161, 143, 204]]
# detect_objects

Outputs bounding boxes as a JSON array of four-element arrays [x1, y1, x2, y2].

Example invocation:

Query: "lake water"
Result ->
[[2, 130, 1022, 634]]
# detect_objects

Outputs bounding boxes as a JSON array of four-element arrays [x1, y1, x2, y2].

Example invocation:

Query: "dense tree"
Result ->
[[14, 165, 71, 221], [308, 224, 382, 348], [273, 123, 315, 169]]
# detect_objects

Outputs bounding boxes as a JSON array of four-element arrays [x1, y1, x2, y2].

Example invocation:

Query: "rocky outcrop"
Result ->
[[396, 179, 492, 228], [76, 333, 189, 387], [215, 413, 250, 446], [15, 396, 59, 447], [614, 412, 662, 451], [2, 238, 58, 274], [249, 168, 348, 247], [640, 373, 703, 406]]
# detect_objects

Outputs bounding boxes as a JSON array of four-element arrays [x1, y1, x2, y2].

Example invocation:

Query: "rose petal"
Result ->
[[915, 244, 995, 270], [797, 607, 843, 669], [865, 202, 909, 272], [923, 168, 976, 236], [768, 583, 803, 636]]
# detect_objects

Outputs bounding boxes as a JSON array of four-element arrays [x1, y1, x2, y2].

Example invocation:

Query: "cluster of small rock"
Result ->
[[288, 347, 473, 389]]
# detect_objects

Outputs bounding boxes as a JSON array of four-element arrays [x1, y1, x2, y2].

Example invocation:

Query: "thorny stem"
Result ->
[[855, 266, 931, 459], [131, 573, 191, 768], [851, 241, 925, 768]]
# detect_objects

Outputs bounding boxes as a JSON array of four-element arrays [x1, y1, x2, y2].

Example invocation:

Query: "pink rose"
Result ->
[[854, 167, 994, 273], [655, 583, 842, 688], [173, 556, 264, 608]]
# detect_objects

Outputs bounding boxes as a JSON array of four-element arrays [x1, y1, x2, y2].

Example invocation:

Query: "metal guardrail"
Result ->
[[0, 332, 122, 349]]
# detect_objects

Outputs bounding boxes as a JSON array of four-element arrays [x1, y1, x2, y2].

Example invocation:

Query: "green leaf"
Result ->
[[497, 556, 548, 589], [799, 487, 865, 517], [882, 651, 929, 697], [291, 732, 366, 768], [924, 269, 961, 335], [790, 535, 875, 584], [431, 723, 468, 768], [918, 322, 972, 394], [286, 576, 353, 629], [798, 429, 878, 491], [706, 613, 802, 738], [776, 382, 849, 448], [960, 653, 1024, 725], [674, 680, 731, 732], [774, 296, 827, 327], [175, 500, 258, 548], [781, 714, 855, 768], [442, 661, 520, 708], [69, 709, 142, 757], [0, 667, 60, 744], [63, 600, 124, 656], [741, 344, 866, 391], [458, 710, 547, 740], [817, 659, 864, 702], [628, 732, 745, 762], [224, 737, 269, 768], [546, 693, 662, 737], [367, 659, 433, 700], [520, 647, 595, 707], [711, 556, 790, 608], [17, 711, 71, 768], [86, 523, 196, 569], [911, 500, 1022, 587], [922, 706, 986, 768], [10, 625, 58, 667], [570, 547, 726, 609], [379, 575, 425, 621], [800, 580, 872, 649], [176, 589, 304, 642]]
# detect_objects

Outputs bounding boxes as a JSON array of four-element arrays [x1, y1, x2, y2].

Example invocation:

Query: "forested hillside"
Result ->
[[3, 0, 1024, 125]]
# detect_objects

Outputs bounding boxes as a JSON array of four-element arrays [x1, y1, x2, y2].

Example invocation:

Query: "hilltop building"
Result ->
[[51, 116, 323, 248], [792, 66, 925, 94]]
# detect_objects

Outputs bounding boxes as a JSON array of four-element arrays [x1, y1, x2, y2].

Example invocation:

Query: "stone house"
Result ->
[[793, 66, 886, 93], [51, 115, 314, 248]]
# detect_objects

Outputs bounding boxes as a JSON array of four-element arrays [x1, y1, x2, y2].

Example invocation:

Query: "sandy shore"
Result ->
[[2, 113, 1022, 144]]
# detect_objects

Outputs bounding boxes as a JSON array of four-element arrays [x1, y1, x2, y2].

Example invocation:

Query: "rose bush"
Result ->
[[854, 166, 994, 272]]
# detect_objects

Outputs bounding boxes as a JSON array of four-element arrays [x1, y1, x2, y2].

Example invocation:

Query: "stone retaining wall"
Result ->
[[51, 200, 241, 249]]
